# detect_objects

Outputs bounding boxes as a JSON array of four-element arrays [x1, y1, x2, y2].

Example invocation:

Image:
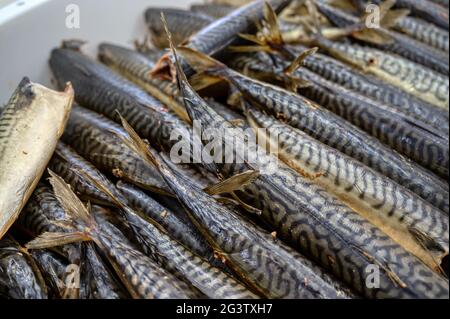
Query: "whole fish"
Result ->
[[185, 49, 449, 218], [116, 181, 214, 261], [152, 0, 292, 77], [145, 8, 214, 48], [50, 48, 191, 147], [61, 104, 171, 195], [284, 45, 450, 133], [316, 37, 449, 110], [316, 0, 449, 75], [49, 142, 126, 207], [0, 237, 48, 299], [27, 172, 198, 299], [158, 43, 449, 298], [248, 108, 449, 271], [0, 78, 73, 239]]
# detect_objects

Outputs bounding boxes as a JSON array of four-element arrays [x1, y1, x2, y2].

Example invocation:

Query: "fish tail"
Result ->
[[25, 170, 98, 250]]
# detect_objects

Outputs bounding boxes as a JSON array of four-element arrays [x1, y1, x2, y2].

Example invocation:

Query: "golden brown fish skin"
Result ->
[[145, 8, 214, 48], [61, 105, 171, 195], [0, 237, 48, 299], [0, 78, 73, 239], [174, 48, 449, 298]]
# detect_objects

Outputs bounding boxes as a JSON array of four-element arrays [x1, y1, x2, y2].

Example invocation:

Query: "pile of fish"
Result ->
[[0, 0, 448, 299]]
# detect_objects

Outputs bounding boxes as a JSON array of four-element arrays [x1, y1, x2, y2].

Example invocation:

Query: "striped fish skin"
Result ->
[[394, 16, 449, 53], [61, 105, 170, 194], [232, 52, 449, 176], [187, 0, 290, 56], [81, 241, 128, 299], [211, 63, 449, 213], [316, 1, 449, 75], [249, 109, 449, 269], [19, 183, 82, 265], [0, 238, 48, 299], [370, 0, 449, 29], [150, 155, 353, 299], [98, 43, 190, 123], [285, 45, 450, 134], [232, 51, 449, 139], [31, 249, 70, 299], [50, 48, 190, 152], [49, 142, 125, 207], [317, 38, 450, 110], [94, 232, 195, 299], [116, 181, 214, 261], [115, 198, 258, 299], [295, 67, 450, 177], [145, 8, 214, 48], [0, 78, 73, 240], [191, 3, 236, 18], [174, 60, 448, 298]]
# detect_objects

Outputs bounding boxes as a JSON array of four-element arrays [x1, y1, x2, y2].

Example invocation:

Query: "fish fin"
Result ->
[[26, 231, 91, 250], [177, 46, 227, 75], [262, 1, 283, 45], [73, 167, 126, 211], [117, 114, 161, 170], [284, 47, 318, 74], [161, 13, 190, 91], [48, 170, 92, 226], [189, 73, 224, 91], [204, 170, 260, 195], [380, 9, 410, 28], [352, 28, 394, 45], [230, 192, 262, 215], [229, 45, 274, 53], [408, 226, 446, 274], [377, 0, 397, 18]]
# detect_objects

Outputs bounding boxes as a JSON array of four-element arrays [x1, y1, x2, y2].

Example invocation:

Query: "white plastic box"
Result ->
[[0, 0, 191, 104]]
